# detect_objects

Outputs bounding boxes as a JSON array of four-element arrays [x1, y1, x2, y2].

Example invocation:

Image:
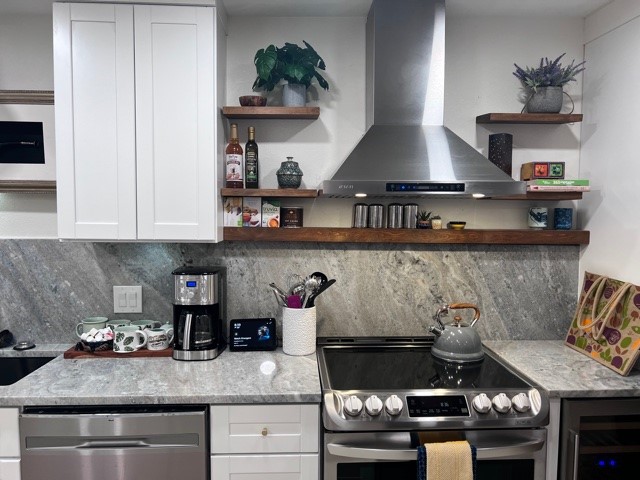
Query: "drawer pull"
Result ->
[[261, 427, 268, 436]]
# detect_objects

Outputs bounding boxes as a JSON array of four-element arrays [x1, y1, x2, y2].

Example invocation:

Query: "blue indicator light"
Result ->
[[609, 460, 616, 467], [186, 281, 197, 288], [598, 460, 605, 467]]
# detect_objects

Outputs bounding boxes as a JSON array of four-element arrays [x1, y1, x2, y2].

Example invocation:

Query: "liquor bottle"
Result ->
[[245, 126, 259, 189], [225, 123, 243, 188]]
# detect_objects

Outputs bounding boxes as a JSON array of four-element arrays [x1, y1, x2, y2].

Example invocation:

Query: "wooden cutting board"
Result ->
[[63, 346, 173, 359]]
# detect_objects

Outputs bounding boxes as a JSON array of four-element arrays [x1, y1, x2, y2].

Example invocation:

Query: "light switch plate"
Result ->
[[113, 286, 142, 313]]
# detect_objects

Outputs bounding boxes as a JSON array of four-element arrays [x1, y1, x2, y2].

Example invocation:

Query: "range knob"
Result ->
[[471, 393, 492, 414], [511, 393, 531, 413], [343, 395, 363, 417], [365, 395, 384, 416], [491, 393, 512, 414], [384, 395, 404, 416]]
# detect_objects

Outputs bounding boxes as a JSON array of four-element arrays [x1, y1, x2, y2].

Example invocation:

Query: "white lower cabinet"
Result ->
[[210, 404, 320, 480], [0, 408, 20, 480]]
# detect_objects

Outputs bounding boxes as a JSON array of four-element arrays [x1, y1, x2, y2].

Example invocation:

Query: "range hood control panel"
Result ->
[[386, 182, 465, 193]]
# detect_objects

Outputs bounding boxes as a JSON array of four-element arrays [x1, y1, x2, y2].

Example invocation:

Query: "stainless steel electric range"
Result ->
[[316, 337, 549, 480]]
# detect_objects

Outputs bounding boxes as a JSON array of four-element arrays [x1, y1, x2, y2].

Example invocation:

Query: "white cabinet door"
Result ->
[[134, 5, 216, 241], [211, 454, 319, 480], [53, 3, 137, 240]]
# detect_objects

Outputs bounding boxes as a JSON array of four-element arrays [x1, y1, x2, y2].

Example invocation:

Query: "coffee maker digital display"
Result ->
[[172, 266, 225, 361]]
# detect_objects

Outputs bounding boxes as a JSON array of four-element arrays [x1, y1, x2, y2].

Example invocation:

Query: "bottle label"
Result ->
[[226, 154, 243, 183], [246, 152, 258, 183]]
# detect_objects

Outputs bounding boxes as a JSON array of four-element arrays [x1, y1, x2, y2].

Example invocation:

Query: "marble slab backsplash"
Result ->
[[0, 240, 579, 344]]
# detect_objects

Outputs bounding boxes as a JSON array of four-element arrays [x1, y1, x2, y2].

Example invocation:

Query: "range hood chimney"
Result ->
[[321, 0, 524, 198]]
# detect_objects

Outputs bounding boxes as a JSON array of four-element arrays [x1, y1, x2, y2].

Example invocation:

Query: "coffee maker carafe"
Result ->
[[172, 266, 225, 361]]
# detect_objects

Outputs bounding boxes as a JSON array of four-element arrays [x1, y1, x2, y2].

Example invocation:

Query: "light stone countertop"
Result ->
[[0, 347, 321, 406], [484, 340, 640, 398]]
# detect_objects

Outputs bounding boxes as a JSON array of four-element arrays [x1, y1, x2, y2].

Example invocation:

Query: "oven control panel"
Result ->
[[324, 388, 547, 431]]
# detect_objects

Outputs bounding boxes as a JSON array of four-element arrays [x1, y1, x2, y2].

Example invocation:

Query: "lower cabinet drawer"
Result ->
[[211, 453, 319, 480], [211, 405, 319, 454]]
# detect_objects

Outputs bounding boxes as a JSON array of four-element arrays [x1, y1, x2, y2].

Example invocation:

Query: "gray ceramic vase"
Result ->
[[526, 86, 563, 113]]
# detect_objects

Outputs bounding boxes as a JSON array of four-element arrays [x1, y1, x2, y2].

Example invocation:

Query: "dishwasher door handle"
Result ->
[[327, 438, 545, 461], [78, 439, 152, 449]]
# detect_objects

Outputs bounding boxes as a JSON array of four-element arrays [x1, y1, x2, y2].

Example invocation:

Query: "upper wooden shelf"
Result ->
[[487, 191, 583, 201], [222, 106, 320, 119], [476, 113, 583, 124], [221, 188, 318, 198], [0, 90, 54, 105], [223, 227, 589, 245]]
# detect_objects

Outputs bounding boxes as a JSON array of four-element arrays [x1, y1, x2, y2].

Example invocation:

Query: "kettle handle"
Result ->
[[448, 303, 480, 327]]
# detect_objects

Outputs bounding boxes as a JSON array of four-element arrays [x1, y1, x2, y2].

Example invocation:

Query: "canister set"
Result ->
[[353, 203, 419, 229]]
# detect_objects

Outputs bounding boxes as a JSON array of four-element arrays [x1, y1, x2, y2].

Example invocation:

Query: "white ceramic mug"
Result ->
[[131, 319, 160, 331], [528, 207, 548, 229], [147, 328, 171, 351], [158, 323, 175, 344], [113, 326, 148, 353], [76, 317, 108, 337]]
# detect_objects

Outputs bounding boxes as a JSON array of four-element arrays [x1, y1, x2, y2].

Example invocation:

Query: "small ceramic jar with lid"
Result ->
[[277, 157, 303, 189]]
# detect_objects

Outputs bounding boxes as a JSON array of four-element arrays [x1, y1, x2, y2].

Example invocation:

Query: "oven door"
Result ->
[[324, 429, 546, 480]]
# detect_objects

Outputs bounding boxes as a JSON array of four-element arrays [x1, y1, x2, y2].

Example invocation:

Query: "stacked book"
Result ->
[[526, 179, 590, 192]]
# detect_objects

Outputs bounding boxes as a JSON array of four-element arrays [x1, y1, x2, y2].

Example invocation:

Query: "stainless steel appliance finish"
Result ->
[[322, 0, 524, 198], [172, 266, 225, 361], [318, 337, 549, 479], [20, 405, 208, 480]]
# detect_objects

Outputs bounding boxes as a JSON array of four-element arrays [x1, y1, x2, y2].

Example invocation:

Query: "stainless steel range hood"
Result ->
[[321, 0, 524, 198]]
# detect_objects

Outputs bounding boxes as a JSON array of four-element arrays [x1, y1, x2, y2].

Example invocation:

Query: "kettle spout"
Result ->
[[428, 325, 443, 336]]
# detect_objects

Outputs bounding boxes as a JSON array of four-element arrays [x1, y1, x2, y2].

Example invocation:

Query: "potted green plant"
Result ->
[[416, 210, 432, 229], [513, 53, 585, 113], [253, 41, 329, 106]]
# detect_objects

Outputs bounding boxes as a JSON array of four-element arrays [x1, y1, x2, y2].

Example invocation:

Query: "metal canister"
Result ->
[[387, 203, 403, 229], [282, 207, 303, 228], [403, 204, 418, 229], [353, 203, 368, 228], [368, 204, 384, 228]]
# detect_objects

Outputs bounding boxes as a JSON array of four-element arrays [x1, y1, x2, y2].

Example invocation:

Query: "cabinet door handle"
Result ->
[[261, 427, 268, 436]]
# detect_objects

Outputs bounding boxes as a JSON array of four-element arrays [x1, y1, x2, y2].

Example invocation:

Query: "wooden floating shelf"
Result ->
[[476, 113, 583, 124], [0, 89, 54, 105], [222, 106, 320, 119], [223, 227, 590, 245], [221, 188, 318, 198], [0, 180, 56, 193]]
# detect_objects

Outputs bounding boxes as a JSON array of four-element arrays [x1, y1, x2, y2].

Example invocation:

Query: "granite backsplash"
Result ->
[[0, 240, 579, 344]]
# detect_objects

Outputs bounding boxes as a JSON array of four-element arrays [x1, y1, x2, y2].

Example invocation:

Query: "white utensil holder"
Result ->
[[282, 306, 316, 356]]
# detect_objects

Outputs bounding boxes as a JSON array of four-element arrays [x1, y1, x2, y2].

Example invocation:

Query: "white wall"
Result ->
[[0, 13, 58, 238], [579, 1, 640, 284], [1, 9, 587, 236]]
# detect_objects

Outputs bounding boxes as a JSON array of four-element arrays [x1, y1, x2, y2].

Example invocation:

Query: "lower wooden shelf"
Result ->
[[223, 227, 589, 245]]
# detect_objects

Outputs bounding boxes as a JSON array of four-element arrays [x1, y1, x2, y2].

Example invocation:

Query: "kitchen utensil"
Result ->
[[269, 282, 288, 305], [428, 303, 484, 362], [306, 278, 336, 307], [302, 275, 321, 308], [310, 271, 328, 287], [287, 294, 303, 309]]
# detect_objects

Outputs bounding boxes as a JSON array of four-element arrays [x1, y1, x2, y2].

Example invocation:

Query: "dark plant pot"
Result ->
[[417, 221, 431, 229], [526, 86, 563, 113]]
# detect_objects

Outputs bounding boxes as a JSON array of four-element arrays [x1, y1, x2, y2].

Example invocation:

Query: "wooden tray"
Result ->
[[64, 346, 173, 359]]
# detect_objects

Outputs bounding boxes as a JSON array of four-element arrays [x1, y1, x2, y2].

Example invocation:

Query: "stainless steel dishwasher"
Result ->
[[19, 405, 208, 480]]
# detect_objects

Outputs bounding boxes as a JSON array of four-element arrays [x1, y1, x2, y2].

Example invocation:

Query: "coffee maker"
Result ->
[[172, 266, 225, 361]]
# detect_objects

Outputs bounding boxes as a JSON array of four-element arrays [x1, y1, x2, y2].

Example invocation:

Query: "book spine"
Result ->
[[527, 179, 590, 186], [527, 185, 591, 192]]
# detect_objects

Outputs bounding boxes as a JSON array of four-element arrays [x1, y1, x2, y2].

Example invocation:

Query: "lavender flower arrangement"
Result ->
[[513, 53, 585, 92]]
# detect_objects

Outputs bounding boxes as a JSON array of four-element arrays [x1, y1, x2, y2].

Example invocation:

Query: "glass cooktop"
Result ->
[[320, 343, 529, 391]]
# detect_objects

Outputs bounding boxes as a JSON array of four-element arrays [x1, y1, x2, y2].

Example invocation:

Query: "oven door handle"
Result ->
[[327, 438, 545, 461]]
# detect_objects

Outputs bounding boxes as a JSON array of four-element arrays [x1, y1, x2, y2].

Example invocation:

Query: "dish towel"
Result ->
[[417, 440, 477, 480]]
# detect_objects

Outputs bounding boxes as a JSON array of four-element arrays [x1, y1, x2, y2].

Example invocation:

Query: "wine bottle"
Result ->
[[225, 123, 243, 188], [245, 126, 259, 189]]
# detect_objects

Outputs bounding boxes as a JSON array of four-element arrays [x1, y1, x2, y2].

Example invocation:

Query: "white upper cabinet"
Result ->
[[53, 2, 221, 241]]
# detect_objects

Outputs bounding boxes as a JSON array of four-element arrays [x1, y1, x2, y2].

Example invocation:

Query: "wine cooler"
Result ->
[[560, 398, 640, 480]]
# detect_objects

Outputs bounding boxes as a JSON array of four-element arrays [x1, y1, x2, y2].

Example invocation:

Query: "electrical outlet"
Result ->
[[113, 286, 142, 313]]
